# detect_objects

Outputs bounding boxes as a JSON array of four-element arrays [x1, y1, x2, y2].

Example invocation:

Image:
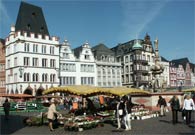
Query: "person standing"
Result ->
[[116, 97, 125, 129], [157, 96, 167, 116], [47, 98, 60, 131], [3, 98, 10, 120], [169, 95, 180, 124], [182, 95, 195, 125], [123, 95, 136, 131]]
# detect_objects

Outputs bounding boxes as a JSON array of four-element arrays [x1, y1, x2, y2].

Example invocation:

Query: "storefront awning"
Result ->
[[42, 85, 150, 97]]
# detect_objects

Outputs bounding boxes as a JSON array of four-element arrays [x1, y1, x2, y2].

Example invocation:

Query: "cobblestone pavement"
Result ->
[[1, 111, 194, 135]]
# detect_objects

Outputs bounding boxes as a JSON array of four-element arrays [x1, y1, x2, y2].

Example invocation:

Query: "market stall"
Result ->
[[41, 85, 152, 131]]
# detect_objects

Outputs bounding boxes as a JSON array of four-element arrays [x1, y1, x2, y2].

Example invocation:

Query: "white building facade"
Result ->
[[5, 26, 59, 95], [60, 40, 97, 86]]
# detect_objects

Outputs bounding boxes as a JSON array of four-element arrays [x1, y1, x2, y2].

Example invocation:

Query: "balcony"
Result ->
[[133, 59, 148, 64], [133, 69, 149, 74]]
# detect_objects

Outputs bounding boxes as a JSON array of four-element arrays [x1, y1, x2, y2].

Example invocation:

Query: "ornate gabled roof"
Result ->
[[171, 57, 190, 70], [160, 56, 169, 62], [111, 39, 144, 56], [92, 43, 114, 54], [92, 43, 115, 60], [15, 1, 49, 36]]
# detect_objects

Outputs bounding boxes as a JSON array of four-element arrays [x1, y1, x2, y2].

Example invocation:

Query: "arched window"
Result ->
[[24, 73, 27, 81], [33, 73, 36, 82], [45, 74, 48, 82], [27, 73, 30, 81]]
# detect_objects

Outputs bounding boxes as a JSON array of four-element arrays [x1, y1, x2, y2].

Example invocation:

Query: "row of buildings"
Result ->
[[0, 2, 195, 95]]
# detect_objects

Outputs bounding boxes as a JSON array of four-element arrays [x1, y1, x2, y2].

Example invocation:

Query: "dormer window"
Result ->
[[85, 55, 90, 60], [32, 12, 36, 17], [40, 26, 44, 32], [64, 48, 67, 51], [27, 24, 31, 30]]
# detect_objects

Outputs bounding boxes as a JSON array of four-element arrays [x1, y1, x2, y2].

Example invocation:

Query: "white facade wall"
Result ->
[[5, 26, 59, 95], [96, 61, 122, 87]]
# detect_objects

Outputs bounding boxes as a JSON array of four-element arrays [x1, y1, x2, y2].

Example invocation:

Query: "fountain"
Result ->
[[150, 38, 164, 92]]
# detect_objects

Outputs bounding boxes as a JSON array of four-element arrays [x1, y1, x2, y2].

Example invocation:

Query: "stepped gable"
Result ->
[[15, 1, 49, 36], [92, 43, 114, 60]]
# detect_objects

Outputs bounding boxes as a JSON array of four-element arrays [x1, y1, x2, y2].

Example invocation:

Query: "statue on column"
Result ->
[[150, 38, 164, 92]]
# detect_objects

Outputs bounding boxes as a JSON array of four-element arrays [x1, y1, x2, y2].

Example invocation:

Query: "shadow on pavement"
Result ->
[[0, 115, 28, 135], [111, 129, 124, 132], [159, 119, 172, 124]]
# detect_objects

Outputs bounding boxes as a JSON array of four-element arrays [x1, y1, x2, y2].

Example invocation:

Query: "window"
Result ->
[[50, 46, 54, 54], [42, 59, 47, 67], [0, 64, 5, 71], [61, 63, 76, 72], [81, 64, 94, 72], [14, 73, 17, 82], [33, 73, 39, 82], [33, 44, 38, 53], [32, 58, 38, 67], [42, 45, 46, 54], [7, 47, 10, 55], [14, 44, 17, 52], [142, 54, 145, 60], [24, 43, 30, 52], [147, 55, 150, 62], [42, 74, 48, 82], [50, 59, 55, 68], [84, 55, 90, 60], [7, 60, 10, 68], [50, 74, 55, 82], [24, 57, 30, 66], [63, 53, 69, 59], [81, 77, 94, 85], [24, 73, 30, 82], [62, 77, 76, 85], [14, 57, 17, 66]]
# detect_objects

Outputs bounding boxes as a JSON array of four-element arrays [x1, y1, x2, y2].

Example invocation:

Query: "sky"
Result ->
[[0, 0, 194, 63]]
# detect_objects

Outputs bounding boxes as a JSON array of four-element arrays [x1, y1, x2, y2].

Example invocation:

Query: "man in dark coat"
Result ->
[[157, 96, 167, 116], [169, 95, 180, 124], [3, 98, 11, 120]]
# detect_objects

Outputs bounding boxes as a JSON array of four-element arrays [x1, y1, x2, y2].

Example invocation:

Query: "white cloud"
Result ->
[[120, 0, 168, 40]]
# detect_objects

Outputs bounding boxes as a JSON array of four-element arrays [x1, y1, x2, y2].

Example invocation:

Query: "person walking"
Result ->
[[157, 96, 167, 116], [3, 98, 10, 120], [169, 95, 180, 124], [182, 95, 195, 125], [47, 98, 60, 131]]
